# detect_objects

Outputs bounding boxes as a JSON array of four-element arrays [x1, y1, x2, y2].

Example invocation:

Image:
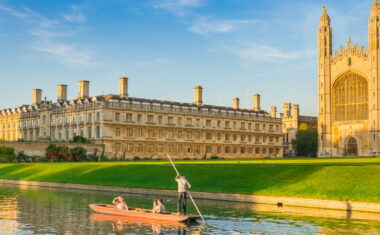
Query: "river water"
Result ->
[[0, 184, 380, 234]]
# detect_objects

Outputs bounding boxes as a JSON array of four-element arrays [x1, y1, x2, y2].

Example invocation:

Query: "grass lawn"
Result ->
[[0, 158, 379, 203]]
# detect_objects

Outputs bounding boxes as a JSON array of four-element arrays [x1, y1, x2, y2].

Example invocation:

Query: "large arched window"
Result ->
[[333, 73, 368, 122]]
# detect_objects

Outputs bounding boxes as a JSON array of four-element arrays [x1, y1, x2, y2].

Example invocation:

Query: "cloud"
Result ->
[[190, 18, 258, 35], [135, 58, 169, 68], [153, 0, 206, 16], [224, 43, 312, 63], [0, 5, 94, 67], [63, 5, 86, 23]]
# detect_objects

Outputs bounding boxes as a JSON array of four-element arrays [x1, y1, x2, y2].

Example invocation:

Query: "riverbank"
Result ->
[[0, 159, 379, 204]]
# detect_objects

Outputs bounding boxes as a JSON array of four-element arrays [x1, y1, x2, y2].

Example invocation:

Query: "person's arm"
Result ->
[[112, 197, 117, 205], [187, 182, 192, 189]]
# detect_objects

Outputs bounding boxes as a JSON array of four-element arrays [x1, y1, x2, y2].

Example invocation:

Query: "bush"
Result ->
[[16, 151, 31, 162], [210, 156, 220, 160], [72, 136, 90, 144], [70, 147, 87, 161], [0, 146, 16, 162], [133, 156, 141, 161]]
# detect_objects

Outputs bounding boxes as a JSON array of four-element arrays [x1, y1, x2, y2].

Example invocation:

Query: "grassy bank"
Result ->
[[0, 158, 379, 203]]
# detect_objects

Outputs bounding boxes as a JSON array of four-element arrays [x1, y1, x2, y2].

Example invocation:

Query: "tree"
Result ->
[[72, 136, 90, 144], [291, 123, 318, 157]]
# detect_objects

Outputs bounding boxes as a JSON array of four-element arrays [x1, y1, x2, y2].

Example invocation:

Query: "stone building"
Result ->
[[318, 2, 380, 157], [0, 78, 284, 159], [281, 103, 317, 157]]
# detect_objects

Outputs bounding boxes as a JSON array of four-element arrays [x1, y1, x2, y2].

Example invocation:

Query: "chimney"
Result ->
[[293, 104, 300, 119], [32, 89, 42, 105], [233, 97, 240, 109], [283, 103, 292, 118], [119, 77, 128, 97], [270, 106, 277, 118], [194, 86, 203, 106], [57, 84, 68, 102], [253, 94, 261, 111], [78, 80, 90, 99]]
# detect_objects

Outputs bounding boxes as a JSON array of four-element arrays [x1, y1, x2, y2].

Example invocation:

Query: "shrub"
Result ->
[[210, 156, 220, 160], [70, 147, 87, 161], [133, 156, 141, 161], [72, 136, 90, 144], [16, 151, 31, 162], [0, 146, 16, 162]]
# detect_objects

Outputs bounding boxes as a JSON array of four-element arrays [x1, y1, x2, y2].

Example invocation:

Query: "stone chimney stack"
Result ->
[[283, 103, 292, 118], [57, 84, 68, 102], [194, 86, 203, 106], [270, 106, 277, 118], [233, 97, 240, 109], [32, 89, 42, 105], [293, 104, 300, 119], [119, 77, 128, 97], [78, 80, 90, 99], [253, 94, 261, 111]]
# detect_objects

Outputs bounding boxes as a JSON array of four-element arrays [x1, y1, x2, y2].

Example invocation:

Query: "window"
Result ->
[[178, 117, 182, 125], [241, 122, 245, 129], [148, 115, 154, 123], [158, 116, 163, 124], [115, 113, 120, 121], [240, 147, 245, 154], [87, 127, 92, 138], [186, 118, 192, 125], [233, 122, 236, 129], [88, 113, 92, 122], [225, 134, 230, 141], [233, 134, 237, 141], [115, 128, 121, 137], [126, 113, 133, 122], [269, 136, 274, 143], [248, 123, 251, 130], [263, 124, 266, 131], [126, 128, 133, 137], [168, 131, 174, 138], [255, 147, 260, 154], [96, 112, 100, 121], [196, 119, 201, 126], [241, 135, 246, 142], [217, 146, 221, 153], [186, 132, 192, 139], [269, 125, 273, 131], [137, 114, 142, 122], [127, 144, 133, 152], [206, 133, 212, 140], [206, 146, 212, 153], [206, 120, 211, 127], [255, 123, 260, 130], [255, 136, 260, 143], [168, 117, 174, 124], [96, 126, 100, 138], [225, 146, 230, 153], [225, 121, 230, 128], [217, 133, 221, 140]]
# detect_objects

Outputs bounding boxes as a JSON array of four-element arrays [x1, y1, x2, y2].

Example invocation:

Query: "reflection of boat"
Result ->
[[89, 204, 200, 223], [90, 213, 187, 227]]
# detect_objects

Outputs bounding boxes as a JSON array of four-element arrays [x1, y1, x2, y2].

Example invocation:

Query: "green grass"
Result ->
[[0, 158, 379, 203]]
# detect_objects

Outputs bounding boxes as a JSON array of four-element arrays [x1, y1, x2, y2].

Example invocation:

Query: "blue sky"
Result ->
[[0, 0, 374, 116]]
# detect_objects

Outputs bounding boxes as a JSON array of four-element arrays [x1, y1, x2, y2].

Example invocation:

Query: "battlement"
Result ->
[[331, 39, 368, 63]]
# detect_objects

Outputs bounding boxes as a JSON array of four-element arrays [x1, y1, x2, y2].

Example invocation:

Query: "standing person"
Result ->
[[175, 175, 191, 215]]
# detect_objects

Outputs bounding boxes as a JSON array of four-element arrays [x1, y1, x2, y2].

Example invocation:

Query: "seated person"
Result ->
[[112, 196, 128, 210], [152, 199, 165, 214]]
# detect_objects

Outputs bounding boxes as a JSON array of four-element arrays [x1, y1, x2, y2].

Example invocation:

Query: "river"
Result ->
[[0, 183, 379, 234]]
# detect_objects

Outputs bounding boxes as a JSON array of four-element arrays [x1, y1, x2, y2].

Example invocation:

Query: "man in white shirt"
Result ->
[[175, 175, 192, 215]]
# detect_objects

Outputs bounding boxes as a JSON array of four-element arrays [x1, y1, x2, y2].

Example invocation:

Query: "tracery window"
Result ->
[[333, 73, 368, 121]]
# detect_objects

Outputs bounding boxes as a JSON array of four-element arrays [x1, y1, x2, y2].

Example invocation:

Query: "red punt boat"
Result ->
[[89, 204, 200, 223]]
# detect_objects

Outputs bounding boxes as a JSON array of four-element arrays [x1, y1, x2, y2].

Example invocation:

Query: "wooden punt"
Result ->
[[89, 204, 200, 223], [90, 213, 188, 227]]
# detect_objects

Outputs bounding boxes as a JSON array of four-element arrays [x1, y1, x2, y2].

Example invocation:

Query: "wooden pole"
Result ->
[[167, 154, 205, 224]]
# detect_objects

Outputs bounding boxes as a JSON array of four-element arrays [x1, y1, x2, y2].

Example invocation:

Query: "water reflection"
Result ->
[[0, 183, 380, 234]]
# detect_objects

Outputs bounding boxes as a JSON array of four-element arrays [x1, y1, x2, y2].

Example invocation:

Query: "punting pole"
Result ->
[[167, 154, 205, 224]]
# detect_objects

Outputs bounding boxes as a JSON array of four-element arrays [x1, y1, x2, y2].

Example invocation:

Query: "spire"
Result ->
[[347, 37, 352, 48], [320, 4, 330, 24], [372, 0, 380, 13]]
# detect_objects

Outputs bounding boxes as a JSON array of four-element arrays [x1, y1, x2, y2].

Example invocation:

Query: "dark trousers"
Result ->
[[177, 192, 187, 215]]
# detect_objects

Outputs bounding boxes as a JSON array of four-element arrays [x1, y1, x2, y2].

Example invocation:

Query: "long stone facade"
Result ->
[[0, 78, 286, 159], [318, 2, 380, 157]]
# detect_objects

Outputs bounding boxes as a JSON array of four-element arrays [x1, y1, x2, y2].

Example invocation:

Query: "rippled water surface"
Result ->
[[0, 183, 380, 234]]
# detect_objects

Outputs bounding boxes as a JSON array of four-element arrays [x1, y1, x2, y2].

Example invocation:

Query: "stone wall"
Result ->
[[0, 141, 103, 157]]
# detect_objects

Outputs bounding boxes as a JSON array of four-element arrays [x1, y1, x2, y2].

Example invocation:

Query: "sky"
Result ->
[[0, 0, 375, 116]]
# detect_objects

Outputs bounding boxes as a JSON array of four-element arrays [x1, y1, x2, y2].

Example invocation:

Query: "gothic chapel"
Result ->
[[318, 1, 380, 157]]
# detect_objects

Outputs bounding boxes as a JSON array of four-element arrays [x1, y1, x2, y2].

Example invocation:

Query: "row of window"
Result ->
[[114, 128, 281, 144], [115, 112, 280, 132], [114, 143, 280, 155]]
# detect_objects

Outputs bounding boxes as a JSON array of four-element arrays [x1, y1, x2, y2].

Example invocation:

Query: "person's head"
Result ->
[[118, 196, 124, 202], [181, 176, 186, 180], [153, 199, 158, 206], [158, 199, 164, 205]]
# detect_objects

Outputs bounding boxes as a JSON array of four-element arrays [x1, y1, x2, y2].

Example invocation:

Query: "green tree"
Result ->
[[72, 136, 90, 144], [291, 123, 318, 157]]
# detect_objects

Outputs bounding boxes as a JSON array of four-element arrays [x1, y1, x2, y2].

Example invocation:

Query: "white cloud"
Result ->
[[0, 5, 93, 67], [153, 0, 206, 16], [190, 18, 258, 35], [224, 43, 311, 63], [63, 5, 86, 23]]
